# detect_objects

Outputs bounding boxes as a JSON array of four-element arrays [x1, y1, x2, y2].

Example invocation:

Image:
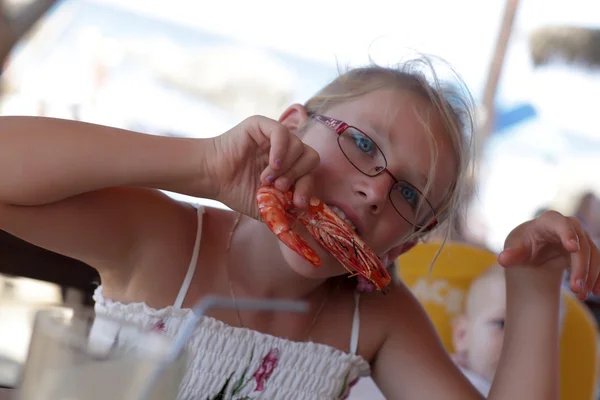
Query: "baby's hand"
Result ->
[[498, 210, 599, 300]]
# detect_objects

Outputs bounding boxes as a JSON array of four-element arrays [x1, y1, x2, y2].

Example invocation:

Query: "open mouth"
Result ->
[[327, 205, 359, 234]]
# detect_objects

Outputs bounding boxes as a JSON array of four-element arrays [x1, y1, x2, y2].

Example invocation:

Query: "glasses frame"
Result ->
[[309, 113, 438, 231]]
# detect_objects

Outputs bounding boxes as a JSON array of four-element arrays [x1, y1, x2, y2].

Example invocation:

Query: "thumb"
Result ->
[[498, 245, 530, 268]]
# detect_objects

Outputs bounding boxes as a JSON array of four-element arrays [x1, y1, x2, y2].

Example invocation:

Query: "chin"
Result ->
[[278, 241, 347, 280]]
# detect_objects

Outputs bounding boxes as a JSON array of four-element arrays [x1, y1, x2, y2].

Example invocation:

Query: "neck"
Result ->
[[227, 215, 328, 299]]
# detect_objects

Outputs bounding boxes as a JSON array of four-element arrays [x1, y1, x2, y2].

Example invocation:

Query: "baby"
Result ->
[[451, 265, 566, 396]]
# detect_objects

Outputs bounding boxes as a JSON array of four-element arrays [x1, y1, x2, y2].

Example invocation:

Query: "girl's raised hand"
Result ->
[[498, 210, 600, 300], [207, 115, 320, 220]]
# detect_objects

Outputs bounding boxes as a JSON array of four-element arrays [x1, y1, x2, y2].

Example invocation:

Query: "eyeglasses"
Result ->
[[309, 113, 438, 231]]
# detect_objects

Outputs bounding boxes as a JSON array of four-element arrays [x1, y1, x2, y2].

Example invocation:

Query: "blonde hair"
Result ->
[[303, 55, 476, 244]]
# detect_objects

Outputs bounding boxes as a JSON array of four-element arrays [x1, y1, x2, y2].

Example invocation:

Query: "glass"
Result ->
[[310, 113, 438, 230], [14, 307, 186, 400]]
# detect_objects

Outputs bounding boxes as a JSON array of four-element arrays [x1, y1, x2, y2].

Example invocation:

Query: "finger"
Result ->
[[537, 212, 591, 299], [266, 122, 290, 171], [566, 219, 590, 299], [580, 229, 600, 296], [591, 239, 600, 296], [291, 174, 314, 209], [588, 256, 600, 299], [541, 211, 580, 253], [274, 137, 305, 181], [273, 145, 320, 192], [582, 231, 598, 294], [246, 116, 290, 178], [537, 212, 589, 297], [260, 137, 304, 185], [497, 245, 530, 268]]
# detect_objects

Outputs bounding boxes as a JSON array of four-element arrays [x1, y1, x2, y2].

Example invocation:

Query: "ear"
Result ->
[[452, 314, 469, 355], [278, 104, 310, 136]]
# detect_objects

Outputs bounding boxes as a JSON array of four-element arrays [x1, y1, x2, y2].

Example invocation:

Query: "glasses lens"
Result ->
[[389, 181, 435, 228], [338, 127, 386, 176], [336, 125, 435, 228]]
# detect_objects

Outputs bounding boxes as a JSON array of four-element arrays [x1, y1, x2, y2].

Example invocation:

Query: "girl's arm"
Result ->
[[0, 116, 215, 278], [0, 116, 216, 206], [371, 284, 485, 400], [373, 274, 561, 400], [487, 268, 562, 399], [0, 114, 319, 281]]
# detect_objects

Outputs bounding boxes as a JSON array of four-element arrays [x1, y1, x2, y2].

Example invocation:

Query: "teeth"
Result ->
[[329, 206, 357, 232]]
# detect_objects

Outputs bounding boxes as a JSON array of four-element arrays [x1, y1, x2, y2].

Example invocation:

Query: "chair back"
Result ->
[[397, 242, 598, 399]]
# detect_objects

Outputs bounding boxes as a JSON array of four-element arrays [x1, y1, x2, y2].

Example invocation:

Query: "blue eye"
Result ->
[[492, 319, 505, 329], [351, 133, 375, 153], [398, 184, 419, 207]]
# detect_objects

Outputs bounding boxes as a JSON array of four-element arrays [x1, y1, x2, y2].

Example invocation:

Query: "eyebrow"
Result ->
[[359, 119, 433, 195], [365, 120, 391, 141], [369, 126, 430, 190], [411, 171, 430, 192]]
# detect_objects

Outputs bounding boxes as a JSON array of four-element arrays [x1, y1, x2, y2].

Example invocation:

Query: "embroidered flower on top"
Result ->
[[339, 377, 359, 399], [253, 348, 280, 391], [150, 319, 166, 333]]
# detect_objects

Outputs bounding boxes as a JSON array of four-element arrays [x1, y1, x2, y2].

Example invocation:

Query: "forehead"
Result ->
[[326, 88, 458, 205], [468, 275, 506, 316]]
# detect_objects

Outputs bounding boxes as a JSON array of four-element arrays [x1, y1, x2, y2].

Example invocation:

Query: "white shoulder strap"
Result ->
[[173, 205, 204, 309], [350, 290, 361, 355]]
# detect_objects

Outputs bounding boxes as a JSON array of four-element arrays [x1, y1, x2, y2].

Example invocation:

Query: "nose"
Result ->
[[354, 174, 392, 214]]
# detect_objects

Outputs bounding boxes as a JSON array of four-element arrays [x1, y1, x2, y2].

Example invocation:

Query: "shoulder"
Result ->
[[112, 198, 235, 303], [361, 281, 482, 398], [361, 278, 452, 360], [128, 193, 234, 248], [117, 191, 230, 271], [361, 279, 433, 333], [200, 205, 239, 242], [330, 276, 435, 336], [341, 279, 437, 362]]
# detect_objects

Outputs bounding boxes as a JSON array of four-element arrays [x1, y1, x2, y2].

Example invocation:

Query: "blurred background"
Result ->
[[0, 0, 599, 398]]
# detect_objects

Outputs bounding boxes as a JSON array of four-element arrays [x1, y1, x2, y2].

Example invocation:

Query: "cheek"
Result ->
[[303, 133, 347, 172], [471, 325, 504, 359], [469, 324, 493, 352], [491, 329, 505, 355], [312, 148, 354, 192]]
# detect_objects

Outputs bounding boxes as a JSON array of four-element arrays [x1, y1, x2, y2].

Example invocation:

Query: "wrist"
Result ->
[[192, 137, 220, 199], [505, 267, 563, 295], [506, 268, 563, 304], [134, 136, 219, 199]]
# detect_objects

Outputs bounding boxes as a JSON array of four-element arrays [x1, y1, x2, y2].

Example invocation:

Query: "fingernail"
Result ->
[[267, 176, 275, 183], [275, 159, 281, 167], [577, 279, 585, 289], [300, 196, 307, 205], [571, 238, 580, 250]]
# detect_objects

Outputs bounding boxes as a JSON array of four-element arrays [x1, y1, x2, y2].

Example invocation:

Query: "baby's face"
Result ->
[[464, 277, 506, 382]]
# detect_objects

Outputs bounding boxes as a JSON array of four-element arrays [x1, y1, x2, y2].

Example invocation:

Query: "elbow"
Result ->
[[0, 189, 41, 207], [0, 203, 11, 231]]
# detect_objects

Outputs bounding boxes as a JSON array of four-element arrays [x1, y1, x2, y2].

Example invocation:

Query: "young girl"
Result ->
[[0, 58, 597, 400]]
